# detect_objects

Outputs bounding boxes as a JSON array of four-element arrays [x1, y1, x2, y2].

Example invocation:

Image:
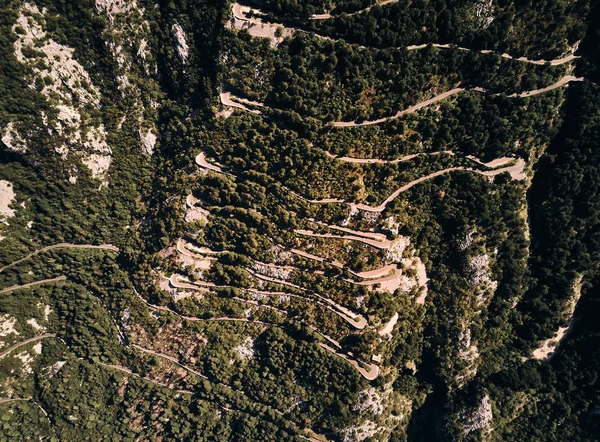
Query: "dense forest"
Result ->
[[221, 30, 567, 122], [1, 0, 599, 440], [255, 0, 590, 58]]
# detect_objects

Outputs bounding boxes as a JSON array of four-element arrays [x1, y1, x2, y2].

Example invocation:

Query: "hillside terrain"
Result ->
[[0, 0, 599, 440]]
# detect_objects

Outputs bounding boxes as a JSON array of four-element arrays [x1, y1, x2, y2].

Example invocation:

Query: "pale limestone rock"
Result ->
[[233, 336, 254, 360], [0, 180, 16, 223], [172, 24, 189, 63]]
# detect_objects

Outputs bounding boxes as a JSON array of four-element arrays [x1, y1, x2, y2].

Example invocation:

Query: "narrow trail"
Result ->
[[96, 361, 195, 395], [245, 269, 303, 291], [0, 333, 56, 358], [332, 76, 583, 127], [280, 185, 346, 204], [0, 397, 32, 405], [129, 343, 332, 442], [132, 286, 174, 313], [95, 358, 322, 438], [232, 296, 289, 316], [0, 276, 67, 295], [0, 243, 119, 273], [133, 344, 210, 380]]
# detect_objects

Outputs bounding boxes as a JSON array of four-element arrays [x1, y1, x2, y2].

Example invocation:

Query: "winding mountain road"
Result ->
[[287, 159, 525, 213], [177, 239, 224, 257], [195, 152, 228, 174], [334, 87, 464, 127], [508, 75, 583, 98], [319, 342, 380, 380], [325, 150, 454, 164], [294, 229, 391, 249], [169, 251, 362, 325], [133, 293, 372, 378], [348, 159, 525, 212], [219, 74, 583, 128], [166, 256, 375, 377], [378, 312, 398, 336], [332, 76, 583, 127], [406, 43, 579, 66], [220, 92, 263, 115], [309, 0, 400, 19], [290, 247, 399, 280], [245, 269, 367, 328], [170, 249, 368, 329], [230, 1, 581, 70]]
